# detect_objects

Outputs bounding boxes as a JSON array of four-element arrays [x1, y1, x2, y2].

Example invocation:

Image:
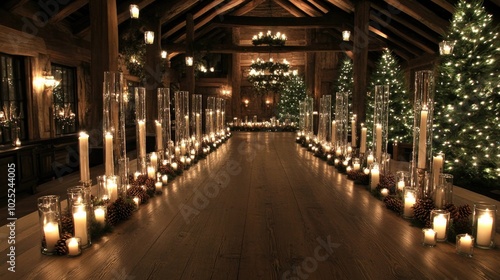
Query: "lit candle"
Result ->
[[138, 120, 146, 159], [162, 174, 168, 185], [404, 193, 416, 217], [432, 154, 444, 187], [459, 234, 473, 252], [94, 207, 105, 225], [155, 120, 163, 151], [73, 205, 88, 246], [335, 147, 342, 156], [147, 166, 156, 179], [418, 107, 428, 169], [134, 171, 141, 180], [43, 222, 60, 252], [351, 115, 357, 147], [363, 168, 370, 175], [360, 127, 367, 154], [370, 166, 380, 191], [171, 162, 178, 170], [155, 182, 162, 192], [367, 154, 374, 165], [375, 123, 382, 163], [107, 177, 118, 203], [423, 229, 436, 246], [435, 188, 445, 209], [331, 121, 336, 146], [346, 166, 352, 172], [175, 146, 180, 157], [397, 180, 405, 192], [433, 214, 448, 240], [150, 152, 158, 170], [104, 132, 114, 176], [133, 197, 140, 208], [476, 213, 493, 247], [180, 142, 187, 155], [353, 163, 360, 171], [78, 132, 90, 182], [443, 44, 451, 55], [67, 237, 80, 256]]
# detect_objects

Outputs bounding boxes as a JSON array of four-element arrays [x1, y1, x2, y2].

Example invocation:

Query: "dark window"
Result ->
[[52, 64, 77, 135], [0, 53, 27, 145]]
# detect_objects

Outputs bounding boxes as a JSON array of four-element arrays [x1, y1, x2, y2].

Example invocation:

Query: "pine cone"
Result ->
[[457, 204, 472, 220], [54, 232, 73, 256], [135, 174, 148, 186], [413, 198, 435, 227], [378, 173, 396, 190], [106, 197, 135, 226], [144, 178, 156, 196], [384, 196, 403, 213], [443, 203, 459, 219], [126, 186, 149, 204], [60, 212, 74, 235]]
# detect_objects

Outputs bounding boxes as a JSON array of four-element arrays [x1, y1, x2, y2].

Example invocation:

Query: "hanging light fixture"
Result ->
[[342, 30, 351, 41], [144, 31, 154, 44], [252, 30, 287, 46], [439, 40, 455, 55], [248, 58, 293, 93], [129, 4, 139, 19], [185, 56, 194, 66], [161, 50, 167, 59]]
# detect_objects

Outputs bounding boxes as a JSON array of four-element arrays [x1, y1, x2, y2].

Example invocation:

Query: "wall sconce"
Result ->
[[130, 4, 139, 19], [185, 56, 194, 66], [342, 30, 351, 41], [265, 99, 271, 108], [43, 71, 60, 89], [144, 31, 154, 44], [439, 40, 455, 55], [161, 50, 167, 59], [220, 85, 232, 98], [243, 99, 249, 107], [209, 67, 214, 72]]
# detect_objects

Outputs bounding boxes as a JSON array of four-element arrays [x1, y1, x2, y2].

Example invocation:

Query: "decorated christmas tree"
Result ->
[[434, 0, 499, 189], [277, 74, 306, 122], [333, 55, 354, 111], [367, 49, 413, 144]]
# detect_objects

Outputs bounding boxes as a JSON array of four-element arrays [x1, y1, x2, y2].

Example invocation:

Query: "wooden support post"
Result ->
[[353, 0, 370, 124], [184, 13, 195, 96], [144, 17, 162, 134], [231, 27, 241, 120], [89, 0, 119, 133]]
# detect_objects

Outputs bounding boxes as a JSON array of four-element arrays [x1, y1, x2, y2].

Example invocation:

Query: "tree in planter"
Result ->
[[277, 74, 306, 122], [434, 0, 500, 189]]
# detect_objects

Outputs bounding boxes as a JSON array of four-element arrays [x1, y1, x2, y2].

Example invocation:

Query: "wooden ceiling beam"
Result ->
[[274, 0, 308, 17], [384, 0, 449, 35], [211, 15, 352, 28], [369, 25, 422, 57], [49, 0, 88, 24], [307, 0, 330, 14], [4, 0, 29, 12], [157, 0, 200, 24], [431, 0, 455, 13], [231, 0, 266, 16], [324, 0, 354, 13], [288, 0, 323, 17]]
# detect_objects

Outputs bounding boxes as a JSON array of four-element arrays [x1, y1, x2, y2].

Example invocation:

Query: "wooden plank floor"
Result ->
[[1, 132, 500, 280]]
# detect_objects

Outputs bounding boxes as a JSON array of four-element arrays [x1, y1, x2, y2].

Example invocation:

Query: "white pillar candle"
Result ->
[[476, 213, 493, 247], [180, 142, 187, 155], [381, 188, 389, 197], [370, 167, 380, 190], [331, 121, 336, 146], [433, 215, 448, 240], [424, 229, 436, 245], [162, 174, 168, 185], [418, 107, 428, 169], [155, 120, 163, 151], [404, 193, 416, 217], [435, 188, 445, 209], [351, 115, 357, 147], [360, 127, 367, 154], [175, 146, 180, 157], [375, 123, 382, 163], [107, 177, 118, 203], [353, 163, 360, 171], [150, 152, 158, 170], [367, 154, 374, 165], [155, 182, 162, 192], [78, 132, 90, 182], [432, 154, 444, 187], [171, 162, 178, 170], [94, 208, 105, 225], [459, 234, 473, 252], [104, 132, 114, 177], [67, 238, 80, 256], [397, 180, 405, 192], [133, 197, 140, 208], [73, 206, 88, 246], [43, 222, 60, 251], [147, 166, 156, 179], [138, 120, 146, 159]]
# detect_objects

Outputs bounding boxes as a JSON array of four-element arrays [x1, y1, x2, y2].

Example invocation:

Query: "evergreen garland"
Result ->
[[434, 0, 500, 189]]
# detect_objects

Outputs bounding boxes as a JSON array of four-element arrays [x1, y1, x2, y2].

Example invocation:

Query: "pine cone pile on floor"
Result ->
[[54, 232, 74, 256], [126, 185, 150, 204], [377, 173, 396, 192], [413, 198, 435, 228], [106, 197, 135, 226], [355, 172, 370, 185], [384, 196, 403, 213]]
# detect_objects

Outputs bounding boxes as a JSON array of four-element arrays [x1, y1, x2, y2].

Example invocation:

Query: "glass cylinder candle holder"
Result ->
[[334, 92, 348, 155], [373, 85, 390, 164], [96, 175, 107, 201], [403, 188, 417, 219], [72, 204, 90, 248], [117, 157, 129, 194], [396, 170, 410, 193], [106, 175, 118, 203], [66, 237, 81, 257], [157, 88, 171, 157], [431, 152, 445, 189], [94, 205, 107, 226], [456, 234, 474, 257], [434, 173, 453, 209], [352, 158, 361, 171], [430, 209, 450, 242], [370, 163, 380, 191], [422, 228, 437, 247], [472, 203, 496, 249], [67, 186, 84, 213], [38, 195, 61, 255], [135, 87, 147, 174]]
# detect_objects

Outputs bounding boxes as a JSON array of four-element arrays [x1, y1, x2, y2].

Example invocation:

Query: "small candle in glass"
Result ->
[[456, 234, 474, 257], [422, 228, 437, 247], [66, 237, 81, 256], [133, 197, 140, 209]]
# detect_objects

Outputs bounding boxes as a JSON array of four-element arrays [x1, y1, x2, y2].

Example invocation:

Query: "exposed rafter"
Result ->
[[49, 0, 88, 24], [211, 15, 352, 28], [274, 0, 308, 17], [231, 0, 266, 16], [288, 0, 323, 17], [384, 0, 449, 35]]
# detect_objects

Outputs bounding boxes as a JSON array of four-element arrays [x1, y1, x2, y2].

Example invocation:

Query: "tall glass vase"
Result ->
[[135, 87, 147, 174], [411, 70, 435, 198], [157, 88, 172, 161], [206, 96, 216, 137], [221, 99, 227, 135], [175, 91, 190, 148], [318, 95, 331, 143], [304, 96, 314, 139], [103, 71, 128, 186], [192, 94, 202, 143], [335, 92, 348, 156], [373, 85, 390, 165], [38, 195, 61, 255]]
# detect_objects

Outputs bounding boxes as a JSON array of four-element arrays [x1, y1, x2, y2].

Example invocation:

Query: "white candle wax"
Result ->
[[435, 188, 445, 209], [363, 168, 370, 175], [346, 166, 352, 172], [162, 175, 168, 185], [432, 154, 444, 187], [134, 171, 141, 180], [105, 132, 114, 176], [375, 124, 382, 163], [155, 121, 163, 151], [433, 215, 447, 240], [424, 229, 436, 245], [138, 120, 146, 159], [459, 234, 473, 252], [43, 222, 60, 251], [370, 167, 380, 190], [404, 194, 416, 217], [73, 206, 88, 245], [180, 142, 187, 155], [418, 108, 428, 169], [367, 154, 374, 165], [171, 162, 178, 170], [331, 121, 336, 146], [360, 127, 367, 154], [351, 116, 357, 147], [150, 152, 158, 170], [397, 181, 405, 191], [175, 146, 180, 157], [476, 213, 493, 247], [78, 132, 90, 182], [67, 238, 80, 256], [94, 208, 105, 225], [133, 197, 140, 208], [107, 178, 118, 203], [155, 182, 162, 192], [353, 163, 360, 171], [147, 166, 156, 179], [381, 188, 389, 197]]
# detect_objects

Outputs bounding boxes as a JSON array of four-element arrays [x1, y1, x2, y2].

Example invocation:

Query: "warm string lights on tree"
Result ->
[[277, 74, 306, 122], [434, 0, 500, 189], [248, 58, 292, 93], [333, 55, 353, 117], [367, 49, 413, 144]]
